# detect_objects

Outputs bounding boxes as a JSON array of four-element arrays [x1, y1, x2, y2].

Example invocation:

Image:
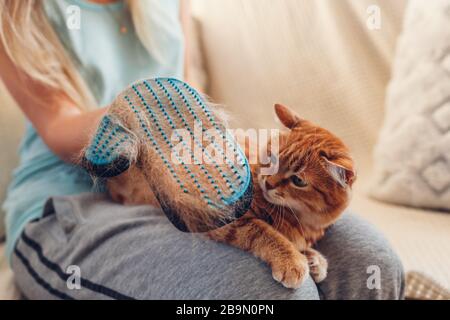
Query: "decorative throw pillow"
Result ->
[[370, 0, 450, 211]]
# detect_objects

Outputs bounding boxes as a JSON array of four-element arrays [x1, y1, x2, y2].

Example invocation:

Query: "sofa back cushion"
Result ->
[[0, 81, 25, 237], [192, 0, 406, 174]]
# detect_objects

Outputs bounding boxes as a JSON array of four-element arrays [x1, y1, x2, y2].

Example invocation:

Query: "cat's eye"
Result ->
[[290, 175, 307, 188]]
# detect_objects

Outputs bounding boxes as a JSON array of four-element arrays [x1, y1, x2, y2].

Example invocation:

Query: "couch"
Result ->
[[1, 0, 449, 299]]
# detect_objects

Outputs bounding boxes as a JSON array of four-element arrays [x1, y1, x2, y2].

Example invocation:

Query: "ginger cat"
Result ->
[[107, 104, 356, 289]]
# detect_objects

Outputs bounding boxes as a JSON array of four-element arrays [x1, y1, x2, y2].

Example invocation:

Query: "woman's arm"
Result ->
[[0, 44, 107, 163], [180, 0, 202, 90], [180, 0, 191, 81]]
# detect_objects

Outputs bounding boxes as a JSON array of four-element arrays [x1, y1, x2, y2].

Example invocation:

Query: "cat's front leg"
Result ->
[[275, 222, 328, 283], [282, 233, 329, 283], [304, 248, 328, 283], [208, 216, 310, 289]]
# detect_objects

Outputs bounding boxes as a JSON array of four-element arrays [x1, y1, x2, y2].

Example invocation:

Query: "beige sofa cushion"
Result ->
[[370, 0, 450, 211], [0, 243, 20, 299], [352, 191, 450, 289], [0, 81, 25, 237]]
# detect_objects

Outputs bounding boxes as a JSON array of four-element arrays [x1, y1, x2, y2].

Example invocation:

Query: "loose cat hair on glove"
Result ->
[[82, 78, 253, 233]]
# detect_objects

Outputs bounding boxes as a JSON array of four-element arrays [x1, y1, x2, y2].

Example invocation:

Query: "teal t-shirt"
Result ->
[[2, 0, 184, 261]]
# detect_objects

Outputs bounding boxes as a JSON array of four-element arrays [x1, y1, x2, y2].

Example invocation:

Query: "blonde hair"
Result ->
[[0, 0, 180, 109]]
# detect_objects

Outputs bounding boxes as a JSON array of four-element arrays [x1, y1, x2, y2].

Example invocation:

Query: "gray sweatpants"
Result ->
[[11, 193, 404, 300]]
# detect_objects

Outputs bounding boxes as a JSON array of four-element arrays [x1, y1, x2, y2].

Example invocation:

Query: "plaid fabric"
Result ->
[[406, 271, 450, 300]]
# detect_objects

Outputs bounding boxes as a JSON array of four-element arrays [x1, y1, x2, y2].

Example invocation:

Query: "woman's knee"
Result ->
[[315, 214, 405, 299]]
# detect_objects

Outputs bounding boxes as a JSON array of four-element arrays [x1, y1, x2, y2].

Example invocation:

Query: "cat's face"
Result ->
[[256, 104, 356, 229]]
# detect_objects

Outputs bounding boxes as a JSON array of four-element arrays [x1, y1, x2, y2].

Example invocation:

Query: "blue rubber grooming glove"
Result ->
[[82, 78, 253, 232]]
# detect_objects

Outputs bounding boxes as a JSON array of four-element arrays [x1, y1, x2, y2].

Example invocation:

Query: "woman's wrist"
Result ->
[[43, 106, 109, 163]]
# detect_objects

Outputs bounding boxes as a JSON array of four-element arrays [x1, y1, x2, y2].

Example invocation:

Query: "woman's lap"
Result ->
[[11, 193, 404, 300], [314, 214, 405, 299]]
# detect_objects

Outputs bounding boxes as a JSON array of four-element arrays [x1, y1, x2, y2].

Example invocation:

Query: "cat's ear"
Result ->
[[322, 156, 356, 188], [274, 104, 302, 129]]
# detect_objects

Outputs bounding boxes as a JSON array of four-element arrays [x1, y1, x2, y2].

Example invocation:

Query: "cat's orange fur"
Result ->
[[107, 104, 356, 288]]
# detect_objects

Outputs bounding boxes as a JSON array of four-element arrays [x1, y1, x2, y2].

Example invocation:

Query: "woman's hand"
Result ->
[[0, 42, 107, 163]]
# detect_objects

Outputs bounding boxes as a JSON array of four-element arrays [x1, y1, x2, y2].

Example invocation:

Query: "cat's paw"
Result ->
[[304, 248, 328, 283], [271, 252, 309, 289]]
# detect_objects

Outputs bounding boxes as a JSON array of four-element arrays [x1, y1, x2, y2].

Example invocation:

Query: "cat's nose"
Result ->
[[265, 180, 274, 190], [265, 176, 279, 190]]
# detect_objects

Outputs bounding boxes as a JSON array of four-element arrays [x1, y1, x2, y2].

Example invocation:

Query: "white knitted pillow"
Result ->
[[370, 0, 450, 211]]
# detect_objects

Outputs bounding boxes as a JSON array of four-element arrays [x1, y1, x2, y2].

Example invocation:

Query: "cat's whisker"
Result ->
[[286, 203, 301, 226], [274, 210, 280, 230], [280, 200, 305, 235], [275, 205, 285, 231], [298, 218, 306, 237], [271, 205, 280, 229], [284, 202, 305, 237]]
